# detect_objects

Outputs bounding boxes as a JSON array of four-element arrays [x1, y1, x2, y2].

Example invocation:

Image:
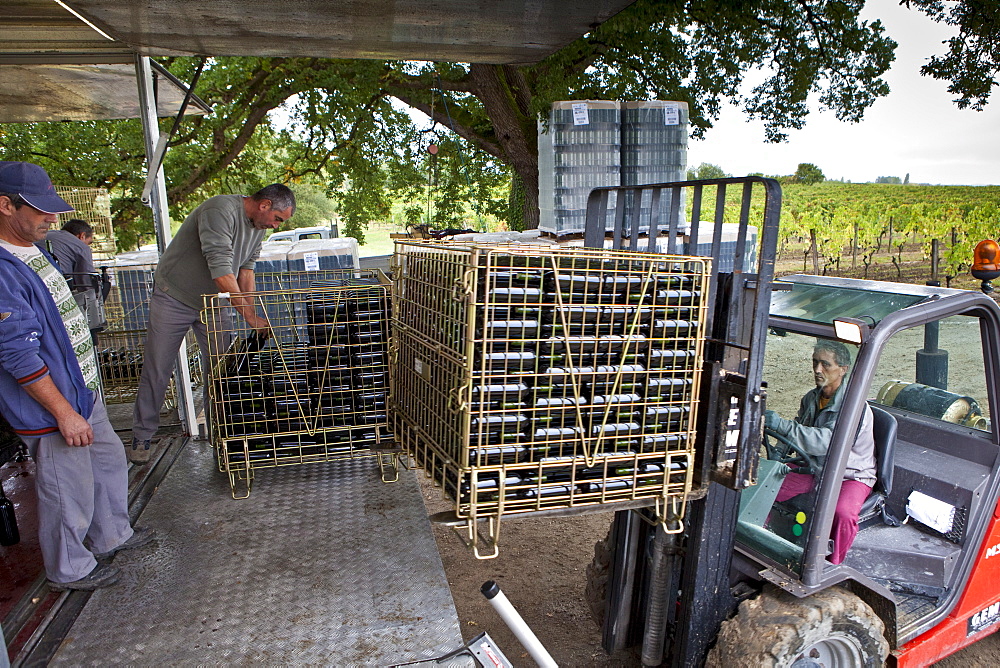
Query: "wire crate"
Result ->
[[94, 263, 200, 407], [96, 327, 200, 406], [391, 241, 710, 557], [55, 186, 117, 261], [204, 270, 395, 498]]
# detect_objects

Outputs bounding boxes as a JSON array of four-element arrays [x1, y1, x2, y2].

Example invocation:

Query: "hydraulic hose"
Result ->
[[641, 524, 675, 667]]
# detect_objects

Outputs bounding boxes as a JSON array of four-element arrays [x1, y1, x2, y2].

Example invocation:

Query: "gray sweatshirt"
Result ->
[[155, 195, 265, 310], [770, 383, 877, 487]]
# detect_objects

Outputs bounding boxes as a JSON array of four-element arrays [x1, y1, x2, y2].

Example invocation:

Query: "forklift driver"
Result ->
[[764, 339, 876, 564]]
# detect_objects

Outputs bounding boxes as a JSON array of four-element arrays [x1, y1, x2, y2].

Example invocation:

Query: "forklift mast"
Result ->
[[583, 177, 782, 665]]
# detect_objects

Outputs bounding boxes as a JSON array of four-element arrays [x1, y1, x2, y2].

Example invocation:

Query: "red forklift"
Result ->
[[584, 177, 1000, 667]]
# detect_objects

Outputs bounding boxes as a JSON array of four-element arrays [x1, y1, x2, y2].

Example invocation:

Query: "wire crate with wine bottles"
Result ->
[[390, 241, 710, 557], [203, 269, 395, 498]]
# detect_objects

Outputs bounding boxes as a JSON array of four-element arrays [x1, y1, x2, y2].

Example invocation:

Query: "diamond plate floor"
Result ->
[[50, 440, 463, 666]]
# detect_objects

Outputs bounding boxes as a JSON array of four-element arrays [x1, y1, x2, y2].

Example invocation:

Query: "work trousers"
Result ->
[[776, 472, 872, 565], [133, 288, 228, 441], [22, 397, 133, 583]]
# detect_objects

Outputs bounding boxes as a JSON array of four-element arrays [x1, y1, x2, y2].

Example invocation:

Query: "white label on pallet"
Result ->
[[572, 102, 590, 126], [303, 252, 320, 271], [663, 102, 680, 126]]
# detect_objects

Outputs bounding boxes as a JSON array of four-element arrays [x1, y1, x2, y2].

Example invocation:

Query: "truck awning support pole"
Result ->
[[135, 54, 199, 438]]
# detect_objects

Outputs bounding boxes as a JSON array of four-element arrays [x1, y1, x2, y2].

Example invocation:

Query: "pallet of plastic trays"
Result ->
[[390, 241, 710, 557], [203, 269, 396, 498]]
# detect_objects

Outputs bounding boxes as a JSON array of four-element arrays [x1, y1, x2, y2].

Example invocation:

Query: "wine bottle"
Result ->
[[0, 485, 20, 546]]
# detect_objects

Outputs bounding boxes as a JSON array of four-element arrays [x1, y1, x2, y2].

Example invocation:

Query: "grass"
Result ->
[[356, 224, 402, 258]]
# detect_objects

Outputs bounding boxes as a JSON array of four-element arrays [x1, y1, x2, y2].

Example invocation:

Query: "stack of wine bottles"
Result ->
[[97, 346, 144, 383], [206, 273, 392, 481], [391, 242, 709, 521]]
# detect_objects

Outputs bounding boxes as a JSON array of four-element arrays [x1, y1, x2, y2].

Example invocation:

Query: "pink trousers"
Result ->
[[776, 472, 872, 564]]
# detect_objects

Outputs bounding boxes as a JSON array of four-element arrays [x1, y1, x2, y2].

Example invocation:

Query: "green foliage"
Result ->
[[507, 174, 527, 231], [906, 0, 1000, 110], [286, 181, 337, 229], [2, 0, 902, 238], [875, 176, 902, 184], [687, 163, 729, 180], [715, 182, 1000, 278], [0, 118, 151, 249], [794, 163, 826, 185]]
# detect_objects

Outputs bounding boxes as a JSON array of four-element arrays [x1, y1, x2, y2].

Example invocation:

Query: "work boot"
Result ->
[[94, 527, 157, 560], [128, 437, 152, 464], [48, 564, 120, 592]]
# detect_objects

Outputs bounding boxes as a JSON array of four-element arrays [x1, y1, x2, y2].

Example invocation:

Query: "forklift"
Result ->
[[583, 177, 1000, 666]]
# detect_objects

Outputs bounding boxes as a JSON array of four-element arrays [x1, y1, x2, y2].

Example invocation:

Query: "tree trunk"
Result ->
[[852, 222, 858, 269], [809, 229, 820, 274], [468, 64, 540, 229]]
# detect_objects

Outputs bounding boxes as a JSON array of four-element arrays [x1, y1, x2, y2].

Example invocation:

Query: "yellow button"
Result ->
[[795, 512, 807, 524]]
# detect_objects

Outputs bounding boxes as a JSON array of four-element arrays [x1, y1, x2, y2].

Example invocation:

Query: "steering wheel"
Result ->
[[763, 427, 819, 476]]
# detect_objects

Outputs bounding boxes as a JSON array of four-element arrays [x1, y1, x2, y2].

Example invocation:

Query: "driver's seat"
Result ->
[[857, 403, 897, 524]]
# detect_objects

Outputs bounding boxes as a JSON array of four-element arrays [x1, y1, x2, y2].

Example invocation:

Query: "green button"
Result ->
[[792, 524, 803, 537]]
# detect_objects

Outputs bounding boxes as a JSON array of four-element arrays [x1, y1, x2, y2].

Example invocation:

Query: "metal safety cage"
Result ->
[[581, 177, 784, 663], [97, 328, 198, 406], [96, 263, 200, 407], [54, 186, 117, 261], [391, 241, 710, 557], [585, 176, 782, 490], [203, 269, 396, 498]]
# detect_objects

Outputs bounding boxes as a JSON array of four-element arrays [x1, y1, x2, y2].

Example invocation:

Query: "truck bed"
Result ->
[[45, 440, 463, 665]]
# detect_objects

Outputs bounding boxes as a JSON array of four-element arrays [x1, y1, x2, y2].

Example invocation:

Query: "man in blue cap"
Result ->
[[0, 161, 154, 591]]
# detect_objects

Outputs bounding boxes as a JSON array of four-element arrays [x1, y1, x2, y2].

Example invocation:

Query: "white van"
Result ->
[[266, 225, 336, 243]]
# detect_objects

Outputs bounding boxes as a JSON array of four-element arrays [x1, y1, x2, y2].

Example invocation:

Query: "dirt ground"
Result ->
[[416, 259, 1000, 667], [418, 475, 618, 666]]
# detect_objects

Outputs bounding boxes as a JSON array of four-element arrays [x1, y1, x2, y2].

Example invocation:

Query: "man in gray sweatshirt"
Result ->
[[764, 339, 876, 564], [130, 185, 295, 463]]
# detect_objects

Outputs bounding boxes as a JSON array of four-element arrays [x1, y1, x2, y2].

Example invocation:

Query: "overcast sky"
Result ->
[[689, 3, 1000, 186]]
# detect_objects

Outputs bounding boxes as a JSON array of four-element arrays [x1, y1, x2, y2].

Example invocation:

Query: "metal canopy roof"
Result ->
[[60, 0, 634, 63], [1, 0, 210, 123], [0, 61, 211, 123], [3, 0, 136, 65]]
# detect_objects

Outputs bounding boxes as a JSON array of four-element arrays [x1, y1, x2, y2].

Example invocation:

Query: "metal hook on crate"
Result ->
[[225, 438, 254, 499], [458, 266, 477, 301], [454, 505, 502, 560], [450, 382, 471, 414], [653, 495, 686, 534]]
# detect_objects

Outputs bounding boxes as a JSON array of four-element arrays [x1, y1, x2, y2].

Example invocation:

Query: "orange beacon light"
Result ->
[[971, 239, 1000, 293]]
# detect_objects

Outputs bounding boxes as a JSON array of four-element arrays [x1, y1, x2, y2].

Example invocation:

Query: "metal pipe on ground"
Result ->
[[481, 581, 557, 668]]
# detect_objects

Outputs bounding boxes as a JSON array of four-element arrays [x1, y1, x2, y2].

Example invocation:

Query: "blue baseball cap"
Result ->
[[0, 161, 74, 214]]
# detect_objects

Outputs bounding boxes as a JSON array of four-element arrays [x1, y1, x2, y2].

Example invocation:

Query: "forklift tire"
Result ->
[[706, 585, 888, 667], [584, 526, 613, 628]]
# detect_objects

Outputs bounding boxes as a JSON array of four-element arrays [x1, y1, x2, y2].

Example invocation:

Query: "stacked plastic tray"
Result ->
[[621, 101, 689, 233], [538, 100, 690, 237], [391, 241, 709, 554], [204, 271, 393, 497], [538, 100, 621, 235]]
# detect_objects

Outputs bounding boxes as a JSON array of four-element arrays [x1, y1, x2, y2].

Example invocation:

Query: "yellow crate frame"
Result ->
[[55, 186, 116, 261], [203, 270, 396, 498], [390, 241, 710, 557]]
